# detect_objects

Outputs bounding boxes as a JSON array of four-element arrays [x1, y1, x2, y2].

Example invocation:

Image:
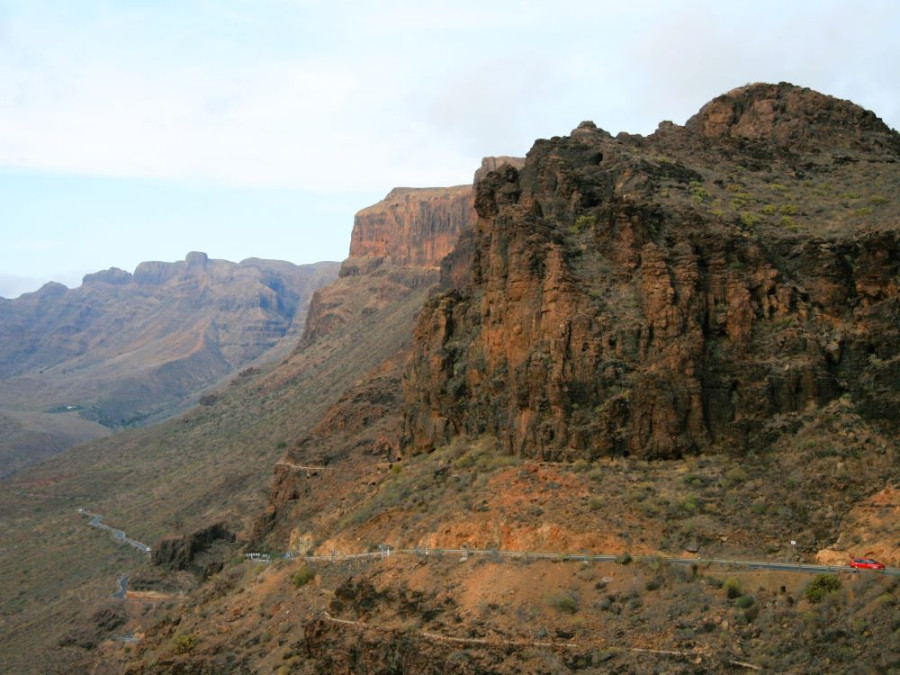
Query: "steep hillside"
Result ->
[[105, 84, 900, 674], [4, 85, 899, 674], [0, 184, 475, 673], [0, 253, 338, 475]]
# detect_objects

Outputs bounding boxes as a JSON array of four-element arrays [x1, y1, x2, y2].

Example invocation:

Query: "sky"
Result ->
[[1, 0, 898, 298]]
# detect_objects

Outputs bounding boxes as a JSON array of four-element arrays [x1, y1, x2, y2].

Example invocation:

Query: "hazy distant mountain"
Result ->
[[0, 252, 338, 475]]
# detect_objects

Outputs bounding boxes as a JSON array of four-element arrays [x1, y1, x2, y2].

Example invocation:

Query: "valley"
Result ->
[[1, 83, 899, 673], [0, 255, 339, 476]]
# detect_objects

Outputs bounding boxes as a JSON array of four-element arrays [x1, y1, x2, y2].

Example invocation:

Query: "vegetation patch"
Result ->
[[805, 574, 841, 604], [291, 565, 316, 588]]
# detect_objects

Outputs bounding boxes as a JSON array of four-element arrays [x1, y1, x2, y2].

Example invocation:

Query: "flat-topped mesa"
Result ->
[[341, 185, 476, 277]]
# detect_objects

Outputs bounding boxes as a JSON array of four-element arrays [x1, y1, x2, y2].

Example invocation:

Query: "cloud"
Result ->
[[0, 0, 897, 195], [624, 1, 900, 131]]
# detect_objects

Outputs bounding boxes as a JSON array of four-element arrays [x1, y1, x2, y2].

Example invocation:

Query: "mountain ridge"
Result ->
[[0, 252, 339, 475], [1, 83, 898, 673]]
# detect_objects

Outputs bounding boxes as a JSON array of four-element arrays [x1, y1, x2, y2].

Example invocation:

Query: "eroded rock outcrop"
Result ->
[[152, 522, 236, 578], [403, 83, 900, 460], [302, 185, 477, 345], [342, 185, 476, 276]]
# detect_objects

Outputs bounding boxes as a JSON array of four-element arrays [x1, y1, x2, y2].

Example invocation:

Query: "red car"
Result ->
[[849, 557, 885, 570]]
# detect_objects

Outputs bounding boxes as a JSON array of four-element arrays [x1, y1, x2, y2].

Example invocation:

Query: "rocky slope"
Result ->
[[7, 84, 900, 674], [105, 83, 898, 675], [0, 253, 337, 474], [253, 184, 478, 547], [0, 177, 479, 673], [404, 82, 900, 461]]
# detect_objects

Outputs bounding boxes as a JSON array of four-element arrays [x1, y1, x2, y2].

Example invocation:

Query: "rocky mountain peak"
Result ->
[[403, 83, 900, 461], [684, 81, 899, 155], [82, 267, 132, 286]]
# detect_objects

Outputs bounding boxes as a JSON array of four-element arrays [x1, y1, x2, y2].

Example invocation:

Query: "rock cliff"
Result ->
[[302, 185, 477, 345], [342, 185, 475, 275], [67, 85, 900, 675], [403, 82, 900, 460], [255, 182, 482, 545]]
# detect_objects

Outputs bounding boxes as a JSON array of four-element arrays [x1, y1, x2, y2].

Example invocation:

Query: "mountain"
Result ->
[[0, 253, 338, 475], [0, 182, 478, 673], [403, 82, 900, 460], [1, 84, 898, 673]]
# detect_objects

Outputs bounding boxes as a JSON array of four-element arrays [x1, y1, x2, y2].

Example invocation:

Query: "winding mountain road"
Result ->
[[112, 575, 129, 600], [252, 546, 899, 577], [79, 509, 151, 554]]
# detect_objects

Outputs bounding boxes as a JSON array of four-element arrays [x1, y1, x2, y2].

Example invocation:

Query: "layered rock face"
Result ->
[[341, 185, 476, 275], [302, 186, 477, 345], [404, 83, 900, 460], [255, 183, 482, 545]]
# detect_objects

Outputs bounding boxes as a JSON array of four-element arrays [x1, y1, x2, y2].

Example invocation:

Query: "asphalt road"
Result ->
[[112, 575, 129, 600], [79, 509, 151, 554], [78, 508, 895, 580], [253, 547, 899, 577]]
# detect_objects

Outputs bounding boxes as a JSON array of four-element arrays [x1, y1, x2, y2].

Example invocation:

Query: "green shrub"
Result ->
[[549, 591, 579, 614], [724, 467, 748, 485], [805, 574, 841, 603], [681, 495, 698, 513], [573, 214, 597, 233], [723, 577, 742, 599], [173, 633, 197, 654], [616, 552, 633, 566], [735, 594, 755, 609], [291, 565, 316, 588], [780, 215, 798, 229]]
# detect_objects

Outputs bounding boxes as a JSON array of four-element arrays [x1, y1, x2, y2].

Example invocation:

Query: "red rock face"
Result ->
[[301, 186, 478, 345], [403, 84, 900, 461], [344, 186, 476, 274]]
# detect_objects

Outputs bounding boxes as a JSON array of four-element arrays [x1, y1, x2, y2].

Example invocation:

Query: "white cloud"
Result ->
[[0, 0, 897, 194]]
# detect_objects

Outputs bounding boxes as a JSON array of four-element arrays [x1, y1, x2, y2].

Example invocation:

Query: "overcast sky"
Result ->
[[1, 0, 898, 298]]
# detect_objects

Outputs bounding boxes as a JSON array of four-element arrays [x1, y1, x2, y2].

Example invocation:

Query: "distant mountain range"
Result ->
[[0, 253, 338, 475]]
